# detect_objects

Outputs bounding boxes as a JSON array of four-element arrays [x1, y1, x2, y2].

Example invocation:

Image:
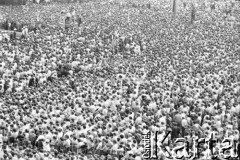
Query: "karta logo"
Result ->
[[142, 131, 240, 159]]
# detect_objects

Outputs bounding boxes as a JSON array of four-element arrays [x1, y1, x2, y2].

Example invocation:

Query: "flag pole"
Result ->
[[172, 0, 177, 20], [172, 0, 176, 13]]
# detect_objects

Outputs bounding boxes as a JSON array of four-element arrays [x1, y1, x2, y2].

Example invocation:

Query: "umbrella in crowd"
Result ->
[[0, 0, 240, 159]]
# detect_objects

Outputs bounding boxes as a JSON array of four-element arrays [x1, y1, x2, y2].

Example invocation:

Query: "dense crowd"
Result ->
[[0, 0, 240, 159]]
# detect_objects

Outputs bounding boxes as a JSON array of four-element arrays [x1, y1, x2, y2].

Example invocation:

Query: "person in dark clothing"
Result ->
[[191, 4, 196, 24], [13, 29, 17, 39], [29, 130, 37, 148], [32, 27, 37, 34], [15, 21, 21, 32], [139, 40, 143, 52], [183, 2, 186, 9], [17, 131, 25, 146], [77, 15, 82, 27], [225, 9, 232, 16], [65, 17, 71, 30], [35, 77, 39, 87], [21, 33, 26, 40], [36, 140, 44, 150], [171, 122, 181, 140], [10, 22, 16, 30], [147, 3, 151, 9], [47, 76, 54, 83], [5, 20, 9, 30], [69, 80, 76, 90], [10, 33, 14, 41], [210, 3, 215, 12], [181, 125, 186, 137], [8, 129, 16, 144], [29, 76, 35, 87], [3, 80, 9, 94], [58, 69, 70, 77]]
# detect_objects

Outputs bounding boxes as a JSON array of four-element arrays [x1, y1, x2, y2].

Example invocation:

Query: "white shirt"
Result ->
[[43, 141, 51, 152], [72, 10, 76, 18], [72, 61, 80, 68], [134, 45, 141, 54], [135, 117, 142, 124]]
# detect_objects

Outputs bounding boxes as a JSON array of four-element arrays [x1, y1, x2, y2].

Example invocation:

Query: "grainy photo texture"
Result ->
[[0, 0, 240, 159]]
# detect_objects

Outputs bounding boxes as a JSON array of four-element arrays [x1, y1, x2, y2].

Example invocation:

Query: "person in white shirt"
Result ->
[[22, 26, 27, 39], [43, 140, 51, 152], [71, 9, 76, 23]]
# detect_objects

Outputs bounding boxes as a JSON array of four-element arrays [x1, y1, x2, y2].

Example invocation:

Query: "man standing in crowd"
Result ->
[[21, 25, 28, 39], [77, 15, 81, 27], [71, 7, 76, 24], [191, 3, 196, 24], [6, 19, 11, 30], [60, 11, 66, 29], [65, 16, 71, 30]]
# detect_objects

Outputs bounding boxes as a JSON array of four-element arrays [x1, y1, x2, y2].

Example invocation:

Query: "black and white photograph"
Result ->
[[0, 0, 240, 159]]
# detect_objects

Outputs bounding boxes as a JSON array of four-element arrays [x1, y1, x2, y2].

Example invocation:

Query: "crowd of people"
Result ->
[[0, 0, 240, 159]]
